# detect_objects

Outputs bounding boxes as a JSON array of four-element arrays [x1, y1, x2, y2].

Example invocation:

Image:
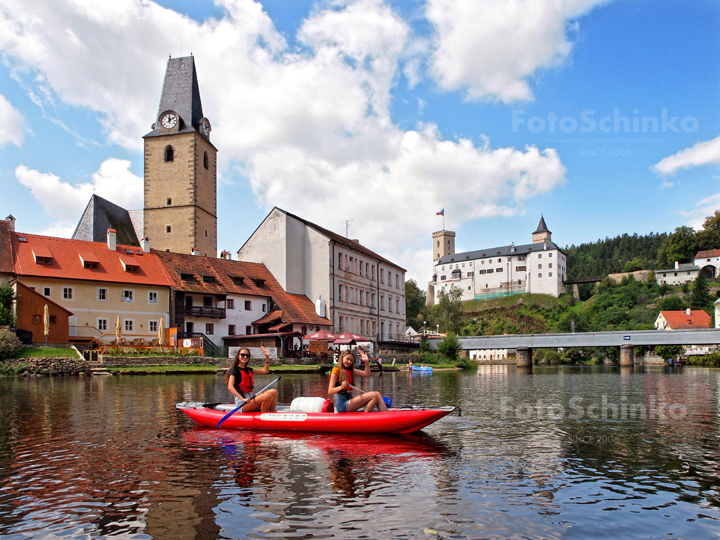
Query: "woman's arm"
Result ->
[[255, 345, 271, 375], [355, 350, 371, 377], [328, 372, 346, 395], [227, 375, 248, 402]]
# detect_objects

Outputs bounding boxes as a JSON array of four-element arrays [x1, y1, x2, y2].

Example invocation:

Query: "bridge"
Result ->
[[430, 329, 720, 367]]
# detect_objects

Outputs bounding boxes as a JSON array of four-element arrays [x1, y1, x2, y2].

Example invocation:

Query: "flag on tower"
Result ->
[[436, 208, 444, 216]]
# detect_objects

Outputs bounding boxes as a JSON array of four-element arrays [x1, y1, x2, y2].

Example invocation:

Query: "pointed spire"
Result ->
[[155, 56, 204, 131], [533, 215, 550, 234]]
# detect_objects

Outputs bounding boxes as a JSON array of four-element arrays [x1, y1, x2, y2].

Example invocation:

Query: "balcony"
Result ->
[[176, 306, 226, 319]]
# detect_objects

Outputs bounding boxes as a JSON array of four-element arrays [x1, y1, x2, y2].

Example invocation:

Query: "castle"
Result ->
[[427, 217, 567, 305]]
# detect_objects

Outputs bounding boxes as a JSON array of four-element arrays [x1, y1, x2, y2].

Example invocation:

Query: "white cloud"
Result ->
[[680, 192, 720, 232], [652, 134, 720, 177], [0, 93, 25, 146], [1, 0, 568, 281], [426, 0, 611, 102], [16, 158, 142, 225]]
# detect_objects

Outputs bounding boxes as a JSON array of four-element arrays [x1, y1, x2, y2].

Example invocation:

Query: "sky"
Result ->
[[0, 0, 718, 284]]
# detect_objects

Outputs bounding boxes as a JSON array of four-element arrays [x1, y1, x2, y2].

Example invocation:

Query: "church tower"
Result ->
[[143, 56, 217, 256], [432, 230, 455, 262]]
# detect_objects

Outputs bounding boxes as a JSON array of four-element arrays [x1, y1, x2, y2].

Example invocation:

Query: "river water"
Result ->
[[0, 366, 719, 539]]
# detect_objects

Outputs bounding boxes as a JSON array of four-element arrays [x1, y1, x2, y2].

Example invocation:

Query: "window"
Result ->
[[389, 295, 393, 313], [166, 197, 172, 205], [396, 298, 400, 313], [361, 320, 364, 334], [228, 324, 236, 336], [487, 269, 494, 274], [164, 145, 174, 162], [246, 326, 252, 335], [496, 268, 503, 272], [149, 320, 158, 333], [538, 264, 542, 269], [124, 320, 134, 332], [381, 269, 385, 284], [203, 151, 209, 170], [366, 262, 369, 277], [538, 273, 542, 278], [227, 299, 234, 309], [538, 254, 542, 258], [339, 316, 344, 332], [122, 290, 134, 302], [396, 275, 399, 288], [204, 297, 212, 307], [549, 253, 553, 257], [262, 304, 266, 312], [338, 287, 342, 301], [97, 288, 107, 301], [371, 293, 375, 307], [206, 323, 214, 335], [148, 291, 158, 304], [372, 266, 375, 280], [338, 253, 343, 270], [549, 263, 553, 268], [245, 300, 251, 310], [33, 315, 41, 324], [166, 225, 172, 234], [549, 272, 553, 277], [516, 266, 526, 272], [477, 270, 485, 275], [63, 287, 73, 300], [205, 229, 208, 238], [43, 287, 51, 297], [49, 315, 56, 324], [380, 295, 385, 310]]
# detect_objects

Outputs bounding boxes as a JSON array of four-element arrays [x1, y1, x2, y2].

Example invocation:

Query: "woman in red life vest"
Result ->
[[328, 349, 388, 413], [225, 346, 278, 412]]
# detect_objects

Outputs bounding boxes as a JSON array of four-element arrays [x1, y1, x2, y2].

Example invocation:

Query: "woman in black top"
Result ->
[[225, 346, 278, 412]]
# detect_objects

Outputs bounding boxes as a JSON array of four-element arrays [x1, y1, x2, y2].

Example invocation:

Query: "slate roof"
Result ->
[[144, 56, 204, 137], [437, 240, 562, 266], [11, 232, 174, 286], [657, 310, 711, 330], [72, 195, 140, 246], [533, 216, 551, 234], [243, 207, 406, 272], [0, 220, 14, 275], [155, 251, 331, 327], [656, 263, 699, 273]]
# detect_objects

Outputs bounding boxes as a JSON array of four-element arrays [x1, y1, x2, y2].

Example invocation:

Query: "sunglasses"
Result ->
[[239, 353, 250, 358]]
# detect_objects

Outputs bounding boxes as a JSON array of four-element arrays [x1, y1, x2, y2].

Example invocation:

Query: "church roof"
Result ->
[[436, 240, 562, 266], [533, 216, 551, 234], [144, 56, 204, 138], [72, 195, 140, 246]]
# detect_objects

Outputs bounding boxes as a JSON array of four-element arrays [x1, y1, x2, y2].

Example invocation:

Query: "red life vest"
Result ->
[[235, 367, 254, 395], [331, 366, 353, 394]]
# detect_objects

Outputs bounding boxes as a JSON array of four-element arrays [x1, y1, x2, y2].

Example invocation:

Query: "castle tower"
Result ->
[[432, 230, 455, 262], [531, 216, 551, 244], [143, 56, 217, 256]]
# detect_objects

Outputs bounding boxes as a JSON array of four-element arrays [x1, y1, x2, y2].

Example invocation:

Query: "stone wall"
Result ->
[[100, 355, 232, 367], [7, 357, 92, 376]]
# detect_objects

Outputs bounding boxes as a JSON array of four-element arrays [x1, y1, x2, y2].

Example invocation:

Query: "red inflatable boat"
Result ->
[[176, 402, 456, 434]]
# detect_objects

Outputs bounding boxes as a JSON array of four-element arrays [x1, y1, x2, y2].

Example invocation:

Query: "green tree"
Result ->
[[658, 295, 687, 311], [658, 226, 697, 267], [655, 345, 684, 361], [435, 286, 464, 334], [696, 211, 720, 251], [623, 257, 645, 272], [658, 283, 671, 298], [404, 280, 426, 330], [437, 332, 461, 361], [0, 284, 15, 328], [690, 273, 712, 310]]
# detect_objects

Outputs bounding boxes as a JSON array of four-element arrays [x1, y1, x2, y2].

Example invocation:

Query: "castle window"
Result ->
[[205, 229, 208, 238], [164, 146, 174, 162], [166, 225, 172, 233], [166, 197, 172, 205], [203, 152, 209, 170]]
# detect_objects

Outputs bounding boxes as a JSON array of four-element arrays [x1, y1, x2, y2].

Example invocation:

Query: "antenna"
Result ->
[[340, 220, 354, 238]]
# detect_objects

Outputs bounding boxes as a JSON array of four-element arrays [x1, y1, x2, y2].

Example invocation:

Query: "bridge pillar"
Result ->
[[572, 283, 580, 301], [516, 347, 533, 369], [619, 345, 634, 366]]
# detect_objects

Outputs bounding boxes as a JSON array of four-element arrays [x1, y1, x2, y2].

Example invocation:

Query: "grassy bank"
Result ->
[[15, 347, 78, 358]]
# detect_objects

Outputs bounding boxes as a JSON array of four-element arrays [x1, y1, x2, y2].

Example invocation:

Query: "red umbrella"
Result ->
[[303, 330, 338, 341], [336, 331, 370, 342]]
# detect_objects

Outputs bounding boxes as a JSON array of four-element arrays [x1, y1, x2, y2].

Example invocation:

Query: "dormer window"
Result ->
[[250, 277, 265, 287], [32, 247, 53, 265], [164, 145, 174, 162], [230, 275, 244, 286], [120, 257, 139, 273], [180, 273, 195, 281], [202, 274, 216, 283]]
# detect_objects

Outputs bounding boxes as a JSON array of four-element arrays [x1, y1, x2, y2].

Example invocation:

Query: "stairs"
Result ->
[[90, 367, 112, 376]]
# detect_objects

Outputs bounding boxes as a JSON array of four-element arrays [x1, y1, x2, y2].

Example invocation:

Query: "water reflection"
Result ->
[[1, 369, 720, 538]]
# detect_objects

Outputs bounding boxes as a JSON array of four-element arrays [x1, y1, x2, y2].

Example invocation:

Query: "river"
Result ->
[[0, 365, 719, 539]]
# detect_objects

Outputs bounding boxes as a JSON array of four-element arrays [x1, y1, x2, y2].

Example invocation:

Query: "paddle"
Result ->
[[216, 377, 281, 427]]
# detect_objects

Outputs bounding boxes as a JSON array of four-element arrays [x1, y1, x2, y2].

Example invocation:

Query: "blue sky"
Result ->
[[0, 0, 718, 282]]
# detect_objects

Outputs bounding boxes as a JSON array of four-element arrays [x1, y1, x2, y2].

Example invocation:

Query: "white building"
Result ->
[[694, 249, 720, 279], [237, 207, 407, 342], [428, 217, 567, 304], [655, 262, 700, 286]]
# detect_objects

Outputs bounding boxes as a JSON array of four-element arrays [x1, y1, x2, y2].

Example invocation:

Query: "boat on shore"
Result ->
[[176, 402, 456, 434], [411, 365, 433, 373]]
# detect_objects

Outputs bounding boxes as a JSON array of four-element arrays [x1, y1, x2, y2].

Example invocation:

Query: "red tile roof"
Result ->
[[695, 249, 720, 259], [11, 232, 174, 287], [155, 252, 331, 327], [0, 221, 13, 274], [659, 310, 711, 330]]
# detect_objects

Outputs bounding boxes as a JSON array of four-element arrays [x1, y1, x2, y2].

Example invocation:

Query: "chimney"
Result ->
[[510, 242, 515, 253], [107, 229, 116, 251], [141, 236, 151, 253], [686, 308, 691, 316], [543, 242, 547, 250], [220, 250, 231, 260], [5, 215, 15, 232], [675, 261, 679, 269], [191, 247, 200, 256]]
